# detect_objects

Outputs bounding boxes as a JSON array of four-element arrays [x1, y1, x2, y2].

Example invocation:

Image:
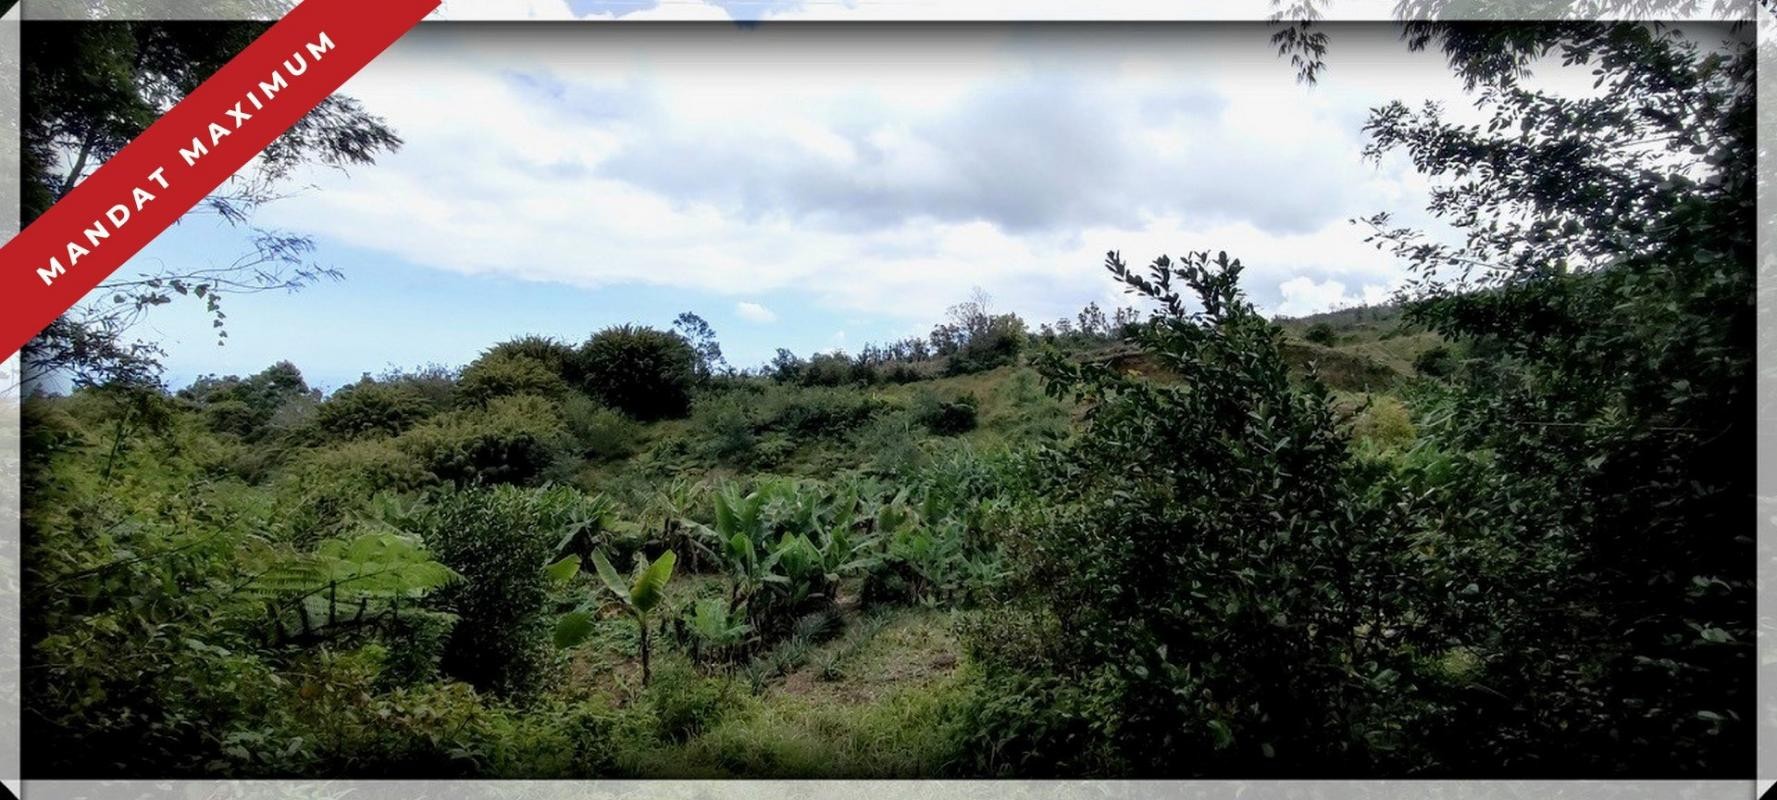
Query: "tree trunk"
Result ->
[[639, 616, 652, 686]]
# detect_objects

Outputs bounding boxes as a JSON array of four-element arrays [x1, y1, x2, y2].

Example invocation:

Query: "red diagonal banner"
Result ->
[[0, 0, 438, 362]]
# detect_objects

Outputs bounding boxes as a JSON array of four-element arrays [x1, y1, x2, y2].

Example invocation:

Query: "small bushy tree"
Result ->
[[420, 485, 595, 697], [457, 353, 568, 407], [316, 380, 435, 440], [482, 335, 577, 376], [1303, 322, 1338, 346], [573, 325, 697, 421], [970, 251, 1432, 775], [398, 395, 570, 487]]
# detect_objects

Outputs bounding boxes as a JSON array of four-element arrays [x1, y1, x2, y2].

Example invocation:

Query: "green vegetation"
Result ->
[[19, 19, 1749, 780]]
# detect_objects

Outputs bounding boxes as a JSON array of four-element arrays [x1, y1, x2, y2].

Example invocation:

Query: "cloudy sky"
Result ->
[[125, 21, 1583, 390]]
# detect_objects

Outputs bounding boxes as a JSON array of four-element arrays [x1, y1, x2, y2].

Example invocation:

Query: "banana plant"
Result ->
[[550, 493, 617, 566], [684, 596, 751, 664], [551, 549, 677, 686], [711, 485, 782, 606], [651, 478, 714, 571]]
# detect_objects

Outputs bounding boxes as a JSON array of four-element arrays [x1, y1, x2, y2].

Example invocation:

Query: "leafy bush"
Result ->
[[914, 392, 978, 436], [766, 386, 889, 438], [483, 334, 577, 376], [561, 394, 643, 461], [944, 314, 1025, 376], [573, 325, 697, 421], [855, 413, 925, 477], [692, 393, 758, 465], [1412, 344, 1456, 378], [799, 352, 856, 387], [1303, 322, 1338, 346], [646, 661, 743, 743], [317, 380, 437, 440], [372, 364, 460, 413], [202, 399, 261, 437], [981, 251, 1435, 774], [992, 368, 1069, 442], [1360, 21, 1754, 770], [399, 394, 570, 487], [417, 484, 593, 696], [457, 353, 568, 406]]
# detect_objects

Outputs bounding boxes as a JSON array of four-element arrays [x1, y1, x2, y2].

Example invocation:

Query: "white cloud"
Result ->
[[736, 301, 777, 323], [1274, 276, 1394, 318], [259, 25, 1554, 325]]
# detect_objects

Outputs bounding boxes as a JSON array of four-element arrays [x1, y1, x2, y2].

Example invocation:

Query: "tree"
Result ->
[[456, 353, 568, 407], [970, 252, 1428, 775], [481, 335, 577, 376], [21, 22, 401, 389], [768, 348, 805, 383], [573, 325, 698, 421], [180, 360, 314, 438], [1354, 21, 1754, 770], [673, 312, 728, 380], [1076, 302, 1109, 338]]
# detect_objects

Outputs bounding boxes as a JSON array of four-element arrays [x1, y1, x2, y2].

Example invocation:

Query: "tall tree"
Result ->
[[1357, 20, 1754, 770], [672, 311, 728, 379]]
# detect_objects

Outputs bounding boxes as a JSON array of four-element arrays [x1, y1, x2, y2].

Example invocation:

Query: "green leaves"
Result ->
[[543, 555, 580, 584], [552, 610, 595, 649], [583, 548, 677, 617], [629, 551, 676, 615], [249, 530, 460, 605], [590, 550, 629, 602]]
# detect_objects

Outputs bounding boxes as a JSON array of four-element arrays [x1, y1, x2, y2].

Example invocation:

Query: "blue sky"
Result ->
[[138, 214, 907, 391], [91, 23, 1614, 393]]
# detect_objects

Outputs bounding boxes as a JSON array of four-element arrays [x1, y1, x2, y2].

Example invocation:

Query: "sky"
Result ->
[[113, 21, 1599, 392]]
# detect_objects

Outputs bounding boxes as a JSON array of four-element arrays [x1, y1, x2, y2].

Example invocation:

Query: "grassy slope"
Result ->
[[548, 308, 1437, 776]]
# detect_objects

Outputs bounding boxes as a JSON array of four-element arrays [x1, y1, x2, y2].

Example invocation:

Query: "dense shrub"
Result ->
[[944, 314, 1025, 376], [976, 252, 1435, 775], [417, 484, 592, 696], [301, 439, 434, 495], [372, 364, 460, 413], [799, 352, 856, 387], [202, 398, 261, 437], [692, 393, 758, 465], [458, 353, 568, 406], [879, 360, 936, 384], [1360, 21, 1754, 770], [237, 643, 627, 777], [573, 325, 697, 421], [483, 334, 577, 376], [1412, 344, 1456, 378], [769, 387, 889, 438], [855, 413, 925, 476], [561, 394, 643, 461], [268, 439, 434, 542], [181, 361, 315, 439], [646, 661, 742, 743], [913, 391, 978, 436], [317, 380, 437, 439], [991, 368, 1069, 442], [399, 394, 570, 487], [690, 384, 889, 465], [1303, 322, 1338, 346]]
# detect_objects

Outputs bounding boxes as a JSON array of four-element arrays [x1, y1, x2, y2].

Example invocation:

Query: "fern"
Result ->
[[247, 529, 460, 643]]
